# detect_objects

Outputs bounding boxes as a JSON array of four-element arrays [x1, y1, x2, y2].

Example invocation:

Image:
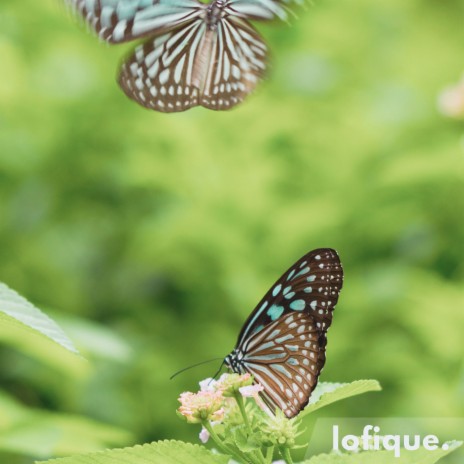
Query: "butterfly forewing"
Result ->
[[237, 248, 343, 347], [66, 0, 204, 43], [225, 0, 293, 21]]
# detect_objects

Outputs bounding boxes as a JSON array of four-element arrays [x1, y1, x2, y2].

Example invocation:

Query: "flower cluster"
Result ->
[[198, 373, 254, 396], [176, 375, 385, 463], [177, 390, 224, 424], [177, 373, 297, 464]]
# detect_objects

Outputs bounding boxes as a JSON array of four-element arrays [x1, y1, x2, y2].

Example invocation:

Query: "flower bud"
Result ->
[[262, 411, 300, 447], [216, 373, 253, 397]]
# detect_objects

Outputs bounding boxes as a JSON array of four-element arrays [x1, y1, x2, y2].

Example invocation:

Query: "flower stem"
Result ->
[[280, 447, 294, 464], [235, 394, 252, 432], [203, 421, 253, 464], [234, 395, 267, 464], [265, 445, 274, 464]]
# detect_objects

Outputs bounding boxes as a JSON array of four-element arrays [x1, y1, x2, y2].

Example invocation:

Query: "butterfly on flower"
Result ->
[[224, 249, 343, 418], [64, 0, 302, 113]]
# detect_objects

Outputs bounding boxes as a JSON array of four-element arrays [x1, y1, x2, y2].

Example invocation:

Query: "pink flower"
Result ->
[[177, 391, 224, 424], [199, 427, 210, 443], [199, 377, 217, 392], [240, 383, 270, 414], [239, 384, 264, 398], [438, 76, 464, 119]]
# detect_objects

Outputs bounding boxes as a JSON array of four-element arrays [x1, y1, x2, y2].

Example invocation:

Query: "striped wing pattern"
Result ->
[[118, 14, 266, 112], [225, 249, 343, 418], [65, 0, 288, 111], [201, 17, 267, 110], [118, 19, 207, 112], [225, 0, 299, 20], [66, 0, 203, 43], [239, 312, 321, 418]]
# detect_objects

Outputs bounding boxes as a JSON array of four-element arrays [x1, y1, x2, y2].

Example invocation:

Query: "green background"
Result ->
[[0, 0, 463, 462]]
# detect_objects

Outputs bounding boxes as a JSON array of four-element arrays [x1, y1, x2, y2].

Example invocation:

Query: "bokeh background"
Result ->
[[0, 0, 463, 462]]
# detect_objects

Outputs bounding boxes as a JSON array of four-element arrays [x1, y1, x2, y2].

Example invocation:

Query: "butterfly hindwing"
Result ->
[[200, 17, 267, 110], [118, 14, 267, 111], [240, 312, 321, 418], [118, 19, 207, 112]]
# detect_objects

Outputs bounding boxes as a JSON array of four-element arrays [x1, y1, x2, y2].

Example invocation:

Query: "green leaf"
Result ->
[[49, 312, 133, 362], [234, 427, 262, 453], [302, 441, 462, 463], [0, 282, 78, 354], [0, 390, 132, 458], [300, 380, 381, 417], [35, 440, 230, 464]]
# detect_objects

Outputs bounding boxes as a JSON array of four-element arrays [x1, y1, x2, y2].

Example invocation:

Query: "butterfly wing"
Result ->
[[66, 0, 204, 43], [236, 248, 343, 347], [224, 0, 302, 21], [200, 17, 267, 110], [239, 311, 322, 418], [118, 19, 209, 112], [118, 15, 267, 112], [228, 248, 343, 417]]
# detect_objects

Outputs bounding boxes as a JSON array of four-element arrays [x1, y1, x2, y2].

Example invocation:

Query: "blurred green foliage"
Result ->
[[0, 0, 463, 462]]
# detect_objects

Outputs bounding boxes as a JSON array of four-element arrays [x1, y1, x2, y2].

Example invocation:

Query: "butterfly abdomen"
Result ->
[[192, 30, 215, 90]]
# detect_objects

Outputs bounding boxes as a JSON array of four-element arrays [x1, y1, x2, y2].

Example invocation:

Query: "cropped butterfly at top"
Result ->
[[65, 0, 302, 113], [224, 248, 343, 418]]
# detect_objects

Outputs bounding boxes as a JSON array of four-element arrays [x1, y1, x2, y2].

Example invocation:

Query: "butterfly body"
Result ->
[[224, 248, 343, 418], [205, 0, 226, 29], [65, 0, 300, 112]]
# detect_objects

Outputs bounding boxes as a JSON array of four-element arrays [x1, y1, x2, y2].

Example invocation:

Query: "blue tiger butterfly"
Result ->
[[64, 0, 303, 113], [224, 248, 343, 418]]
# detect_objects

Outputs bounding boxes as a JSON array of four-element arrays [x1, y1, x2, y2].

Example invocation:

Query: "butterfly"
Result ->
[[64, 0, 301, 113], [224, 248, 343, 418]]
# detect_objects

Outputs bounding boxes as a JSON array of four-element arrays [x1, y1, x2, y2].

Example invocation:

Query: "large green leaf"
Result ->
[[0, 282, 78, 354], [35, 440, 230, 464], [0, 390, 132, 458], [300, 380, 381, 417], [302, 441, 462, 463]]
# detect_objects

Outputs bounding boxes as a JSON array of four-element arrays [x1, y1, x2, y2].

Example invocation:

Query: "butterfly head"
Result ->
[[206, 0, 227, 30], [224, 348, 245, 374]]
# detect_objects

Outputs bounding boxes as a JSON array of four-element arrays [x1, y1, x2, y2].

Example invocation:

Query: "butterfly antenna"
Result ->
[[169, 357, 224, 380], [210, 360, 226, 383]]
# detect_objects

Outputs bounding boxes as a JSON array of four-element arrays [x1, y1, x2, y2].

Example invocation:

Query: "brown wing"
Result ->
[[240, 312, 322, 418], [236, 249, 343, 349], [118, 20, 207, 113]]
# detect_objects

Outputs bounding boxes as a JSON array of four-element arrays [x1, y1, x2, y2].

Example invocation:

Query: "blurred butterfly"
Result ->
[[224, 249, 343, 418], [65, 0, 302, 113]]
